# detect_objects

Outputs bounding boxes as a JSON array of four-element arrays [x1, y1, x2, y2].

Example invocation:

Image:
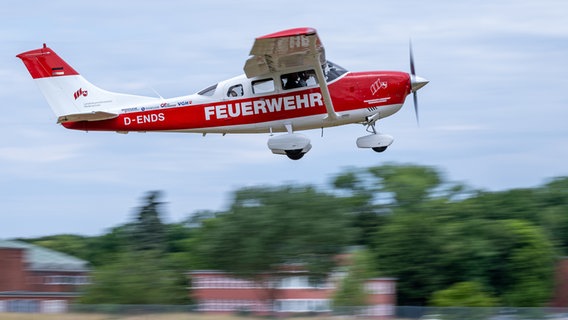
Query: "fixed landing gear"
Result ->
[[357, 116, 394, 152], [267, 124, 312, 160]]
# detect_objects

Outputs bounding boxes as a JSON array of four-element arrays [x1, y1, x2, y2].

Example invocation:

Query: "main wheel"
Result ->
[[372, 146, 388, 153], [285, 149, 305, 160]]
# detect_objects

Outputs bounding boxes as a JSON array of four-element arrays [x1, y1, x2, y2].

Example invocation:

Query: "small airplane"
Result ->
[[17, 27, 428, 160]]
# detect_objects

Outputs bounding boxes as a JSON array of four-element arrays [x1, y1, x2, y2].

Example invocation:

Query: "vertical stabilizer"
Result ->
[[17, 44, 159, 122]]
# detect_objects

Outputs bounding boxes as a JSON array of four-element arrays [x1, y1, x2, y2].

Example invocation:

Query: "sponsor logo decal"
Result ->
[[73, 88, 88, 100], [370, 78, 388, 95]]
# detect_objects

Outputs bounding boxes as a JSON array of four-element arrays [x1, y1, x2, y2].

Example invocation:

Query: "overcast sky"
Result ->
[[1, 1, 567, 238]]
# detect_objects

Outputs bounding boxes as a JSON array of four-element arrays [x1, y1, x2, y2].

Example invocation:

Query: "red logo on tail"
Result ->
[[73, 88, 88, 100]]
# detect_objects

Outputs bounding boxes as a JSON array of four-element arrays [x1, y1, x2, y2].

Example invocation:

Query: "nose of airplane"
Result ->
[[411, 75, 429, 92]]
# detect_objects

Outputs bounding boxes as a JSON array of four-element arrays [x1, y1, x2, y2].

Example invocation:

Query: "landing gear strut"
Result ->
[[356, 115, 394, 152]]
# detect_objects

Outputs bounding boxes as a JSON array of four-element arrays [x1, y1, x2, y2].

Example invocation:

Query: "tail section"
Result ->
[[17, 44, 159, 123]]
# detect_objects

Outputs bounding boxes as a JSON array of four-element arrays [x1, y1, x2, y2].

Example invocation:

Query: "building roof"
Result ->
[[0, 240, 89, 272]]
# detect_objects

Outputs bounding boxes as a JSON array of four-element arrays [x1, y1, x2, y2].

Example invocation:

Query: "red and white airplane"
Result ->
[[17, 27, 428, 160]]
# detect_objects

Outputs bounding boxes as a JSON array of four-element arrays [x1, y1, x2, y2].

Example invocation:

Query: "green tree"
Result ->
[[367, 164, 443, 208], [81, 191, 191, 304], [80, 250, 188, 304], [535, 177, 568, 254], [430, 281, 498, 307], [497, 220, 556, 306], [129, 190, 167, 252], [195, 185, 353, 279], [332, 170, 386, 247], [374, 211, 556, 306], [194, 185, 353, 309], [374, 211, 448, 305], [333, 249, 376, 308]]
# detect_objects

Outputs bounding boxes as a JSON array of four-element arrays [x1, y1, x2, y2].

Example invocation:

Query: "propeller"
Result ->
[[409, 40, 429, 125]]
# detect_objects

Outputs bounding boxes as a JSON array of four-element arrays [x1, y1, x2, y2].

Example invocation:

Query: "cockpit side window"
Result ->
[[227, 84, 244, 98], [252, 78, 275, 94], [198, 84, 217, 96], [281, 70, 318, 90]]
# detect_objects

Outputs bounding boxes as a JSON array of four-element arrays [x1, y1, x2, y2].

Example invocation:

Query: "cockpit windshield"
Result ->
[[323, 61, 348, 82]]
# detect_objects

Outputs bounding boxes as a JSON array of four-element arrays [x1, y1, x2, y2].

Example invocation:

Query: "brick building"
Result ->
[[551, 257, 568, 307], [190, 269, 396, 317], [0, 240, 90, 313]]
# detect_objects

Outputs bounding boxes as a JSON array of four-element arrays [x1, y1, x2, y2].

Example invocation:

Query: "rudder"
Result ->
[[17, 44, 159, 123]]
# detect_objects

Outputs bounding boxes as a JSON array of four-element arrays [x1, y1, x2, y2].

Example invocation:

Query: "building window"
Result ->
[[192, 275, 262, 289], [41, 300, 67, 313], [279, 276, 310, 288], [199, 300, 270, 312], [278, 275, 329, 289], [360, 304, 394, 317], [45, 275, 91, 285], [7, 300, 40, 313], [365, 281, 395, 294], [275, 299, 330, 312]]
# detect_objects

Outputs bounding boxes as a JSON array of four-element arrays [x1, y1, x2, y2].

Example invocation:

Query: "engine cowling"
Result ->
[[267, 133, 312, 160], [356, 133, 394, 152]]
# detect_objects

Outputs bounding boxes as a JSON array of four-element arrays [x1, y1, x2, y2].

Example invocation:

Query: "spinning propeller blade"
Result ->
[[409, 40, 429, 125]]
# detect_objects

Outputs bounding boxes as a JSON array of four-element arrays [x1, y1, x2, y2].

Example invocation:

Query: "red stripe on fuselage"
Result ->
[[62, 71, 411, 132]]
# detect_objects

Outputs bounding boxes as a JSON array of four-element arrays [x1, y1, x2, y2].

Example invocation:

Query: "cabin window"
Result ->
[[227, 84, 244, 97], [281, 69, 318, 90], [198, 84, 217, 96], [252, 78, 275, 94]]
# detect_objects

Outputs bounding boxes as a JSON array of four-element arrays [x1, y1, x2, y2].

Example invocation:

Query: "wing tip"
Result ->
[[258, 27, 317, 39]]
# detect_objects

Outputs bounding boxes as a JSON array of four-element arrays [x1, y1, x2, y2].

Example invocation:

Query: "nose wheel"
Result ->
[[357, 115, 394, 152]]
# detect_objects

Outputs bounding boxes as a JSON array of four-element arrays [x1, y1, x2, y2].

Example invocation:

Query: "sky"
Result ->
[[1, 0, 567, 238]]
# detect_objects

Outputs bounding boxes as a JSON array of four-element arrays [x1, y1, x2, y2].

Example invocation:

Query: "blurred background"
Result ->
[[1, 0, 568, 317]]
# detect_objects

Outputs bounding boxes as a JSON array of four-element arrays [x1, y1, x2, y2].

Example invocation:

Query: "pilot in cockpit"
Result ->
[[298, 72, 309, 87], [283, 73, 300, 90]]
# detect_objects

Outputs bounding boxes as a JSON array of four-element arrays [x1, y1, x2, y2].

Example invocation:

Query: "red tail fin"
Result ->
[[16, 44, 79, 79]]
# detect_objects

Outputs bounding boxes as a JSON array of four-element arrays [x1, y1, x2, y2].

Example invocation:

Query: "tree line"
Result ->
[[18, 163, 568, 307]]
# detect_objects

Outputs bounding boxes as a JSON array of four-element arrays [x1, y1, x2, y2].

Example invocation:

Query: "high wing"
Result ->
[[244, 27, 338, 119]]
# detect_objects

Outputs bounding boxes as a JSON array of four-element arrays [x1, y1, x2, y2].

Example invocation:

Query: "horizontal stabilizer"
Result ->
[[57, 111, 118, 124]]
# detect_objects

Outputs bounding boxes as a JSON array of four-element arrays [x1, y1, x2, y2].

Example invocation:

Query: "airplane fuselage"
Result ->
[[17, 27, 427, 160], [62, 71, 411, 134]]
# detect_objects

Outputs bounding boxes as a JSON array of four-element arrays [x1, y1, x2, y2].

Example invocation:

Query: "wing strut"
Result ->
[[244, 28, 342, 121], [308, 34, 338, 120]]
